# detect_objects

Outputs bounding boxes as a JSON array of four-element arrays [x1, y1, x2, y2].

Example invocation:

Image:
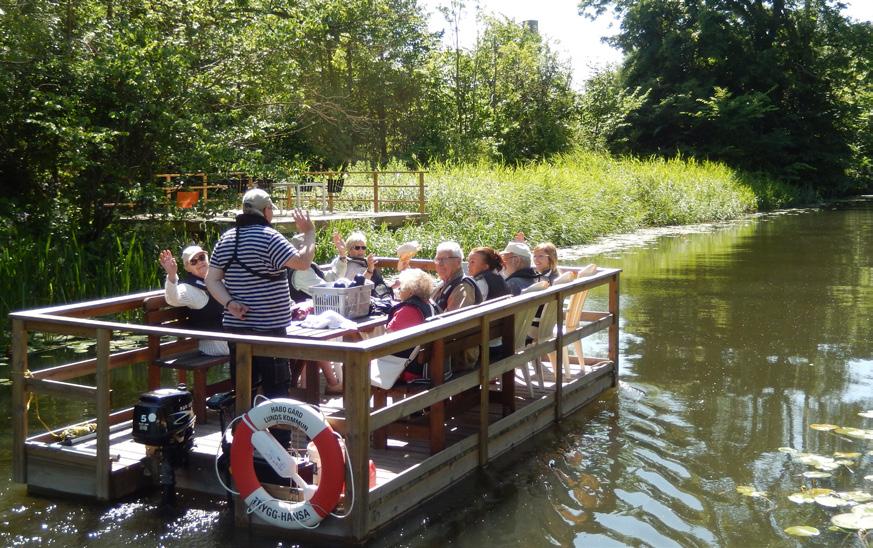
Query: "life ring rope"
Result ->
[[228, 397, 347, 529]]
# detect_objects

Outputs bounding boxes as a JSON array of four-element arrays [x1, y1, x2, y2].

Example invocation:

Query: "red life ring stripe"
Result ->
[[230, 398, 345, 528]]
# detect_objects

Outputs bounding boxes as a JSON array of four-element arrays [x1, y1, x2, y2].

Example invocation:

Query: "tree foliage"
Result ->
[[578, 0, 873, 192]]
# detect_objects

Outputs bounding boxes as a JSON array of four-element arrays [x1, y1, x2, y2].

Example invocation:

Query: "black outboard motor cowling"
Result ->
[[133, 387, 195, 447], [132, 387, 195, 505]]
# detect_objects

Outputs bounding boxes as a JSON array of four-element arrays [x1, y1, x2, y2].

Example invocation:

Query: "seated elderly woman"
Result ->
[[532, 242, 561, 285], [324, 230, 391, 297], [467, 246, 510, 301], [385, 268, 435, 383], [159, 246, 229, 356]]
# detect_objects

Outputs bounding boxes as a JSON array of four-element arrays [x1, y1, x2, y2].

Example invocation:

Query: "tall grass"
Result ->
[[366, 151, 799, 257], [2, 151, 806, 353]]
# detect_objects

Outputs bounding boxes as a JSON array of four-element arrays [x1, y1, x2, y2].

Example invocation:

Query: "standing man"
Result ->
[[205, 188, 315, 400]]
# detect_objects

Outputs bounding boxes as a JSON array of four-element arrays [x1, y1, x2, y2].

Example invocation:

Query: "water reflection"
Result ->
[[5, 202, 873, 546]]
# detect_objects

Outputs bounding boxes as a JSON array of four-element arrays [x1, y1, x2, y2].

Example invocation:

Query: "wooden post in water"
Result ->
[[95, 328, 112, 500], [417, 172, 425, 214], [478, 315, 490, 467], [233, 342, 253, 526], [372, 172, 379, 212], [344, 351, 371, 539], [11, 319, 28, 483], [234, 343, 253, 415], [608, 273, 620, 385]]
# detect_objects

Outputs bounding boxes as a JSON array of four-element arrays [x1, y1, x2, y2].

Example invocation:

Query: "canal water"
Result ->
[[3, 200, 873, 546]]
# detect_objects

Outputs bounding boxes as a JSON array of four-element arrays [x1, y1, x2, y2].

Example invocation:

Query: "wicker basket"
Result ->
[[310, 281, 373, 318]]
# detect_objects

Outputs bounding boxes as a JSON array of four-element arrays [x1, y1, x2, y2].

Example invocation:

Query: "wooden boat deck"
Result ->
[[12, 262, 620, 542], [25, 360, 611, 500]]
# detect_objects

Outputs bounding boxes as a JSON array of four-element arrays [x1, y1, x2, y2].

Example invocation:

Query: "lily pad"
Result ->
[[784, 525, 820, 537], [831, 512, 873, 530], [839, 491, 873, 503], [834, 427, 867, 438], [852, 503, 873, 514], [810, 423, 839, 431], [789, 489, 834, 504], [803, 471, 832, 479], [737, 485, 767, 497], [788, 493, 815, 504], [815, 495, 852, 508]]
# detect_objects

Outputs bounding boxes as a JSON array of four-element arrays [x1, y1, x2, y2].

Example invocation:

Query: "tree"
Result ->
[[578, 0, 873, 191], [577, 64, 649, 151]]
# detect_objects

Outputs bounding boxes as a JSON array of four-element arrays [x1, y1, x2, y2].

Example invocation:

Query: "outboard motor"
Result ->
[[132, 386, 195, 505]]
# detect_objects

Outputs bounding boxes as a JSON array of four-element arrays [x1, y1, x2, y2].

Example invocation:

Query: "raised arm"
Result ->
[[284, 208, 316, 270]]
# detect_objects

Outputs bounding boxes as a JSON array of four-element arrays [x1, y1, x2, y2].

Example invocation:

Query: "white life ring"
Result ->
[[230, 398, 345, 528]]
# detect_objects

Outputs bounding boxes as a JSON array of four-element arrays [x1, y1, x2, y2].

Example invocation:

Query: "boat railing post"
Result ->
[[233, 342, 253, 423], [478, 315, 490, 467], [11, 319, 28, 484], [345, 350, 371, 539], [95, 328, 112, 500], [608, 273, 620, 386], [555, 290, 565, 421]]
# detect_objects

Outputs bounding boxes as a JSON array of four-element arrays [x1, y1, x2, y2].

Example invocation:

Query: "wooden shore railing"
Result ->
[[9, 263, 619, 541], [153, 170, 427, 214]]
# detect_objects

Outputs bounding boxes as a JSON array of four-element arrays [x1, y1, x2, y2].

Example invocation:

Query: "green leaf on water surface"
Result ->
[[852, 503, 873, 514], [840, 492, 873, 503], [68, 341, 93, 354], [834, 451, 862, 459], [803, 471, 832, 479], [815, 495, 852, 508], [833, 427, 867, 438], [858, 411, 873, 419], [784, 525, 820, 537], [810, 423, 839, 431], [831, 513, 873, 530], [788, 488, 835, 504], [788, 493, 814, 504], [737, 485, 767, 497], [0, 378, 12, 386]]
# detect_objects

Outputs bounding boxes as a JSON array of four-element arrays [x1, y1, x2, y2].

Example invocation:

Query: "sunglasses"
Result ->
[[434, 256, 460, 264], [351, 245, 367, 251], [189, 253, 207, 265]]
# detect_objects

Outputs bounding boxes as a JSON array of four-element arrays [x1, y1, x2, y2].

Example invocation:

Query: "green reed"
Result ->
[[3, 151, 805, 353]]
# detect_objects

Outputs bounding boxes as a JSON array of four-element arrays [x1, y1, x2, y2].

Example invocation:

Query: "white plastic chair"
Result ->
[[531, 271, 576, 387], [516, 281, 549, 397], [546, 264, 597, 380]]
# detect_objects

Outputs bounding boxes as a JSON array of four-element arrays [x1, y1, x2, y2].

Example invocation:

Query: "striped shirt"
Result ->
[[211, 223, 297, 330]]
